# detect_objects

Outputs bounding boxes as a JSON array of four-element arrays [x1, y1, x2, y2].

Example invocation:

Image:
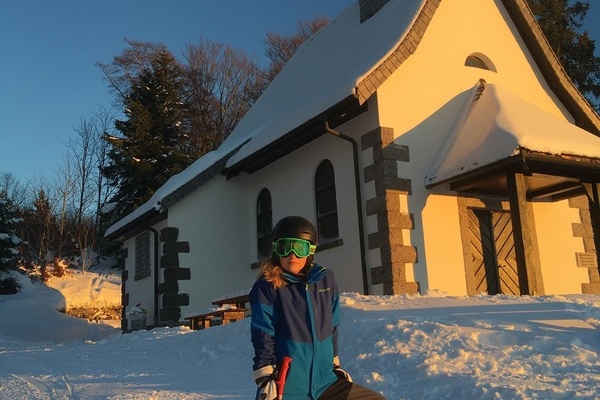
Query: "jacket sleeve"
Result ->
[[250, 278, 277, 370]]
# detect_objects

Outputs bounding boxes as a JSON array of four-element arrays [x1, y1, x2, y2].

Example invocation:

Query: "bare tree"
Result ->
[[66, 117, 104, 269], [52, 155, 77, 260], [92, 107, 118, 233], [97, 39, 173, 104], [69, 117, 99, 224], [0, 172, 29, 209], [182, 39, 261, 155], [253, 17, 329, 98]]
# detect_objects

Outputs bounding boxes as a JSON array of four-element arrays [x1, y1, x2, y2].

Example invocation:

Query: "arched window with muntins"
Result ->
[[257, 188, 272, 259], [315, 160, 339, 241]]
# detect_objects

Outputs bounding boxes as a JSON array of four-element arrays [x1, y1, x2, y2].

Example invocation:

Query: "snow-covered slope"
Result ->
[[0, 271, 599, 399]]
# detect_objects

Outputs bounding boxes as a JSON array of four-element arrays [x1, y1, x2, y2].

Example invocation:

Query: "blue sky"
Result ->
[[0, 0, 598, 185], [0, 1, 354, 184]]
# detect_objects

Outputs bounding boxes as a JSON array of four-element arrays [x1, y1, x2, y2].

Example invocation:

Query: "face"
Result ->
[[279, 252, 309, 275]]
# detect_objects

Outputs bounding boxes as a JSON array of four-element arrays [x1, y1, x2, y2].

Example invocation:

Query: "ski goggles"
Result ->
[[272, 238, 316, 258]]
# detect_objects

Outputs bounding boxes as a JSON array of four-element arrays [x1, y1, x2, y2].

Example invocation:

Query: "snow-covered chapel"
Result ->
[[106, 0, 600, 330]]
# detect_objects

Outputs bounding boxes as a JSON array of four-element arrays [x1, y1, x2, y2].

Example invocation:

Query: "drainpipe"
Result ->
[[325, 121, 370, 295], [148, 227, 160, 326]]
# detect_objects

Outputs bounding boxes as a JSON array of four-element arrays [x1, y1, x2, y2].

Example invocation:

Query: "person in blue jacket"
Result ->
[[250, 216, 386, 400]]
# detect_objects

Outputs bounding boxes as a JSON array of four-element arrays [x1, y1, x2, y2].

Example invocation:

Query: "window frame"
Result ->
[[134, 230, 151, 280], [464, 52, 497, 72], [256, 188, 273, 259], [314, 159, 340, 242]]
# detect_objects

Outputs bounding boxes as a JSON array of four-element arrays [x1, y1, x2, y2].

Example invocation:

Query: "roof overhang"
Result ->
[[432, 150, 600, 201], [105, 208, 167, 242], [224, 95, 366, 178], [425, 80, 600, 201]]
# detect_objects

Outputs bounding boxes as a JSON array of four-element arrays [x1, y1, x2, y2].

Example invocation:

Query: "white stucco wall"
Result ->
[[123, 218, 167, 326], [534, 200, 588, 294], [167, 176, 255, 316], [248, 134, 366, 293], [420, 195, 466, 295], [165, 126, 374, 315]]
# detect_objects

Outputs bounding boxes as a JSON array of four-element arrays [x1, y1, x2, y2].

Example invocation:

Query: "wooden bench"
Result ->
[[185, 292, 250, 330], [212, 293, 250, 309], [185, 308, 247, 330]]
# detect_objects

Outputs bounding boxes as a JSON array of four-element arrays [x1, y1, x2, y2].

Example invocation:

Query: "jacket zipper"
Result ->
[[305, 281, 319, 399]]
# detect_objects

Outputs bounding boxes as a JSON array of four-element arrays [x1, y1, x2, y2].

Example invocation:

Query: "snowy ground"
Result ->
[[1, 271, 600, 399]]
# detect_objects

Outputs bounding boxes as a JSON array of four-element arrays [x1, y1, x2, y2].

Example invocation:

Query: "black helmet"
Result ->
[[272, 216, 317, 244]]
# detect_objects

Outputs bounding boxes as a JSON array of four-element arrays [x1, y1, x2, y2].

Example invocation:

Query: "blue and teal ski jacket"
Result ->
[[250, 263, 340, 400]]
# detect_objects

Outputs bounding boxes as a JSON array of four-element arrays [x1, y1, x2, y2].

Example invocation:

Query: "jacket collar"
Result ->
[[283, 263, 327, 284]]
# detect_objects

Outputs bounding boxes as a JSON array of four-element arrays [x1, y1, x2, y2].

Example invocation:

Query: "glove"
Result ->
[[253, 365, 277, 400], [334, 367, 353, 382], [333, 356, 353, 382]]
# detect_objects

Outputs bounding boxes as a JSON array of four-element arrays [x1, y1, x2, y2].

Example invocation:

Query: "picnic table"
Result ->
[[185, 292, 250, 330], [211, 293, 250, 309]]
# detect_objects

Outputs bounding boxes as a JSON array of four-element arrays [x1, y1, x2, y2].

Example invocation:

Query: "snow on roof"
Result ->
[[425, 80, 600, 187], [106, 0, 428, 236], [222, 0, 426, 167], [105, 146, 236, 237]]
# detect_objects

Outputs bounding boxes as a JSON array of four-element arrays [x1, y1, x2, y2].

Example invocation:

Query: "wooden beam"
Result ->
[[506, 172, 544, 295], [527, 181, 581, 200]]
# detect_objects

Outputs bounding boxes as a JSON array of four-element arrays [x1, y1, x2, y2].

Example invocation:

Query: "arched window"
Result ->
[[315, 160, 339, 241], [464, 52, 497, 72], [256, 188, 272, 259]]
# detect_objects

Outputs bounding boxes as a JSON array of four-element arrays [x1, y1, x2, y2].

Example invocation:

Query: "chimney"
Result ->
[[359, 0, 390, 23]]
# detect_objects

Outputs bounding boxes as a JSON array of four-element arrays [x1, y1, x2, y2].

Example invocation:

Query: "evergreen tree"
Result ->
[[102, 49, 192, 221], [528, 0, 600, 111], [0, 191, 22, 271], [25, 189, 54, 262]]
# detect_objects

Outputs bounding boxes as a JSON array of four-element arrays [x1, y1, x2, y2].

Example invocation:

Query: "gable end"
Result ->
[[501, 0, 600, 134], [355, 0, 442, 104]]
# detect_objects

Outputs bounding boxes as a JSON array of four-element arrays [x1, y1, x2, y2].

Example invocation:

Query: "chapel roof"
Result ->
[[106, 0, 600, 239]]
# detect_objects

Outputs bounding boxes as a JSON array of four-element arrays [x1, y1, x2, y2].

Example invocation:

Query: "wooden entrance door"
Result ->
[[468, 209, 520, 295]]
